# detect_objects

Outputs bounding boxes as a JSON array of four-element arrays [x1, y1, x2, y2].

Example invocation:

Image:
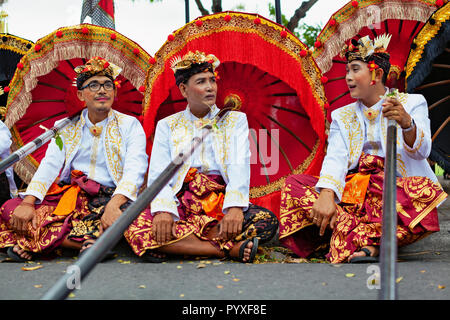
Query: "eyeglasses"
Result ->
[[80, 81, 115, 92]]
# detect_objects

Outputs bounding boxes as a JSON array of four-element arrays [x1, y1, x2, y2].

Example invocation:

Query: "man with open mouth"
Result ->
[[278, 34, 447, 264]]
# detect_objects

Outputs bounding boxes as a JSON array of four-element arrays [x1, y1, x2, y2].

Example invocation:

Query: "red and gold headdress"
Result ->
[[341, 33, 392, 83], [74, 56, 121, 88]]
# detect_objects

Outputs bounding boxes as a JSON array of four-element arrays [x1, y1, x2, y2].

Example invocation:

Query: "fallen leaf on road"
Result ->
[[396, 277, 403, 283], [420, 270, 426, 273], [34, 284, 42, 288], [285, 257, 309, 264], [139, 285, 146, 289], [177, 265, 182, 269], [197, 263, 206, 269], [233, 278, 240, 282], [118, 260, 131, 264], [68, 293, 76, 298], [180, 294, 185, 297], [224, 270, 230, 275], [438, 285, 446, 290], [345, 273, 355, 278], [21, 265, 43, 271], [216, 285, 224, 289]]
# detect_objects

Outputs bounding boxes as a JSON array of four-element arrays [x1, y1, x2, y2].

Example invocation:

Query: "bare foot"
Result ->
[[11, 244, 33, 260], [228, 239, 254, 262], [348, 246, 379, 262]]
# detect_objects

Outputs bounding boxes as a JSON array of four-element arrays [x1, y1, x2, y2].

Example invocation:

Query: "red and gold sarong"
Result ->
[[0, 171, 132, 255], [125, 168, 278, 256], [279, 154, 447, 263]]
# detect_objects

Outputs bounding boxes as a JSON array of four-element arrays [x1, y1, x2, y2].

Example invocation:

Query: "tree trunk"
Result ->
[[287, 0, 319, 32], [211, 0, 222, 13], [194, 0, 209, 16]]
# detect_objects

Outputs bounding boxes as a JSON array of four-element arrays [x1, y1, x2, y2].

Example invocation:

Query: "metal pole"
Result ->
[[379, 119, 398, 300], [41, 155, 185, 300], [275, 0, 282, 24], [0, 117, 73, 174], [185, 0, 189, 23]]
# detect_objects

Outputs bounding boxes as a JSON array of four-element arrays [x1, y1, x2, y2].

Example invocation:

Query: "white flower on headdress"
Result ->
[[373, 33, 392, 52]]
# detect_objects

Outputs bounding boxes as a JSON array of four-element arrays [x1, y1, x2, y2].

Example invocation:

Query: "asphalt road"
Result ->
[[1, 179, 449, 304]]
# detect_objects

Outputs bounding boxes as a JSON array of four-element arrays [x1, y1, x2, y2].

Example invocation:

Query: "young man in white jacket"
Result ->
[[278, 35, 447, 263]]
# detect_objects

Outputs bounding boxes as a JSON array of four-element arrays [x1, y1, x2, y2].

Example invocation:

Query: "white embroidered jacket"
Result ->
[[316, 93, 439, 202], [148, 105, 251, 220], [24, 109, 148, 202], [0, 120, 18, 198]]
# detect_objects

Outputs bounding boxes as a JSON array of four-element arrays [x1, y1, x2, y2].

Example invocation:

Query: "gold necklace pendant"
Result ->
[[89, 125, 103, 137], [363, 108, 379, 121]]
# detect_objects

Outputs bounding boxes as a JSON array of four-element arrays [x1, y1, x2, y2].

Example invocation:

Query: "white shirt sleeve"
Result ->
[[147, 120, 179, 220], [112, 118, 149, 201]]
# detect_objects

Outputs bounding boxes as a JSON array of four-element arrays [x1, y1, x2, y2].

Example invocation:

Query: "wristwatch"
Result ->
[[402, 117, 415, 132]]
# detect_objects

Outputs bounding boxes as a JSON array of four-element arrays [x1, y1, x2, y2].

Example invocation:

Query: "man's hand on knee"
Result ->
[[311, 189, 337, 236], [219, 207, 244, 240], [101, 194, 128, 231], [153, 212, 175, 245]]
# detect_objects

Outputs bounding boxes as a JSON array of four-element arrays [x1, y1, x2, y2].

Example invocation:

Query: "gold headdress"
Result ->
[[74, 56, 121, 88], [341, 33, 392, 83], [170, 51, 220, 73], [342, 33, 392, 62]]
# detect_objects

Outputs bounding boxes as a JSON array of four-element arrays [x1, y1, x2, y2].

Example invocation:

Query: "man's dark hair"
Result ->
[[76, 73, 115, 90], [175, 62, 214, 86]]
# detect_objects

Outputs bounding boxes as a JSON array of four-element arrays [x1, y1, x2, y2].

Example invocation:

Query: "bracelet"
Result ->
[[20, 202, 35, 208], [402, 118, 415, 132]]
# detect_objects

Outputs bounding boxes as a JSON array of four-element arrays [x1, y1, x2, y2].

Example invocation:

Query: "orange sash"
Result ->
[[48, 170, 84, 216], [183, 167, 225, 220], [341, 173, 371, 205]]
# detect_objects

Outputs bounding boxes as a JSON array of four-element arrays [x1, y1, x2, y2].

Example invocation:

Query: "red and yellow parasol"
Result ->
[[0, 33, 33, 121], [405, 1, 450, 172], [4, 24, 152, 184], [141, 12, 328, 216], [312, 0, 441, 121]]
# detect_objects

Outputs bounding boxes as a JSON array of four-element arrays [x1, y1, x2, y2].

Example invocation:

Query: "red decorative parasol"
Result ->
[[0, 33, 33, 197], [142, 12, 328, 216], [405, 1, 450, 172], [0, 33, 33, 121], [4, 24, 152, 184], [312, 0, 440, 122]]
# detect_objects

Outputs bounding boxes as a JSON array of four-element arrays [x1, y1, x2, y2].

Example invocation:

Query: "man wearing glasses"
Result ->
[[0, 57, 148, 262]]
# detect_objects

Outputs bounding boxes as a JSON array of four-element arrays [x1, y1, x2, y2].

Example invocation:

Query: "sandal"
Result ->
[[7, 246, 34, 262], [79, 240, 116, 262], [228, 237, 259, 263], [349, 247, 379, 264]]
